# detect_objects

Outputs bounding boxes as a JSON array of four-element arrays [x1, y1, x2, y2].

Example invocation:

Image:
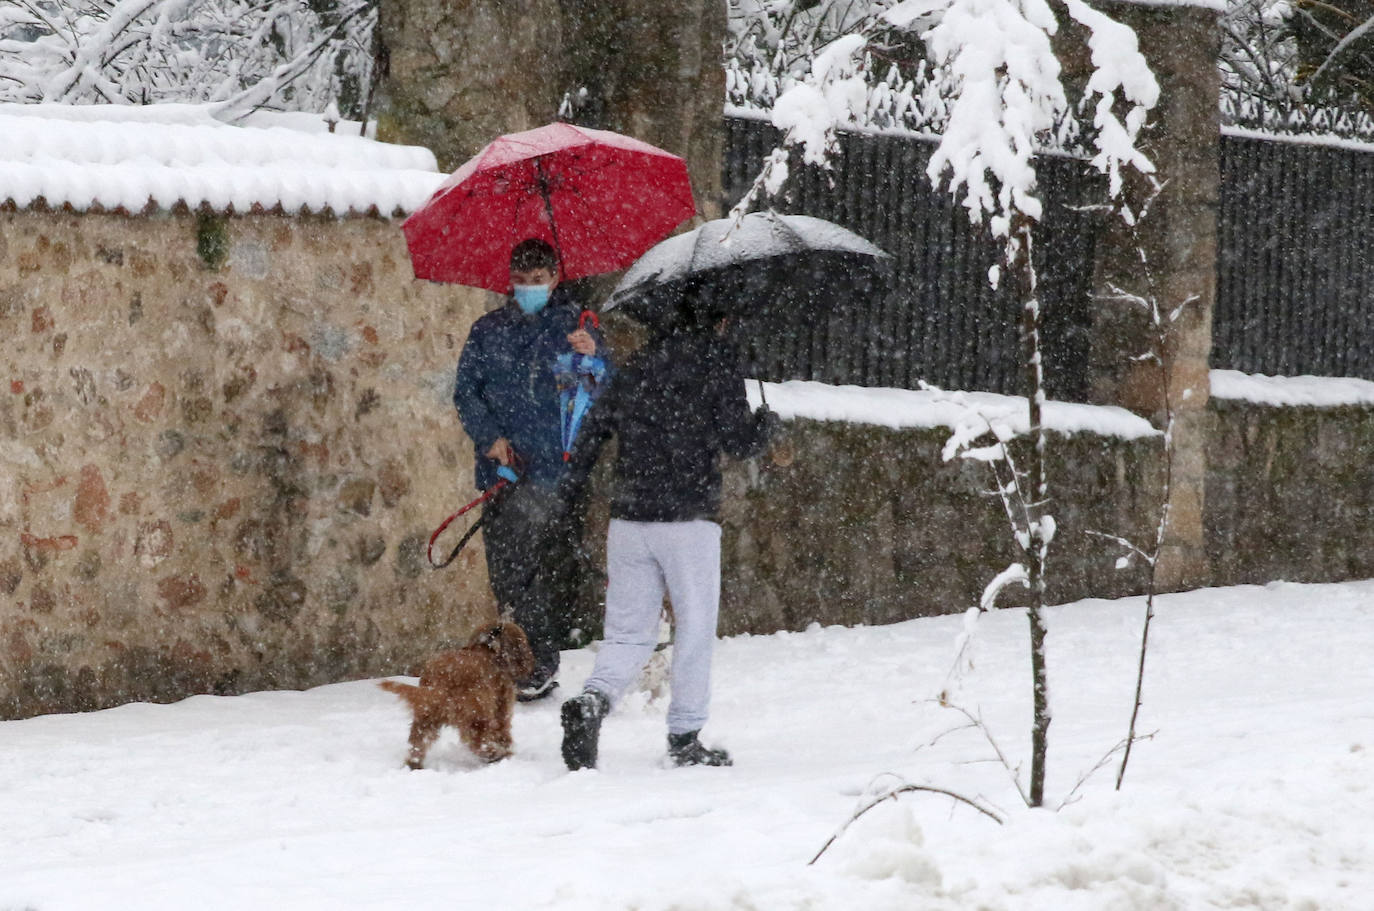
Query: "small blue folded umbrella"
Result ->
[[553, 351, 609, 460]]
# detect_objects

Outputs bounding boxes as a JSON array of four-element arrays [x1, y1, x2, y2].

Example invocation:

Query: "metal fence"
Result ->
[[1214, 131, 1374, 380], [725, 116, 1374, 395], [723, 116, 1105, 400]]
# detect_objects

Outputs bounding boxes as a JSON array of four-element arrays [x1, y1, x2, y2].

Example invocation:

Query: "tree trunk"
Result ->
[[1082, 1, 1219, 593], [1014, 217, 1050, 808], [372, 0, 726, 219], [373, 0, 564, 172], [559, 0, 727, 219]]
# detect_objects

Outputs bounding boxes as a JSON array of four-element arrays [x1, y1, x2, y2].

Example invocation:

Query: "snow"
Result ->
[[916, 0, 1067, 234], [747, 379, 1159, 439], [0, 103, 444, 216], [611, 211, 888, 304], [770, 35, 869, 166], [4, 578, 1373, 908], [1224, 124, 1374, 156], [1211, 369, 1374, 407], [1063, 0, 1159, 196], [741, 372, 1374, 440]]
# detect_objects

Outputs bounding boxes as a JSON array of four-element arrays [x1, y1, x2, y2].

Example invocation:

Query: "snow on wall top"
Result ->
[[1211, 369, 1374, 407], [745, 373, 1374, 439], [746, 379, 1159, 440], [0, 104, 447, 217]]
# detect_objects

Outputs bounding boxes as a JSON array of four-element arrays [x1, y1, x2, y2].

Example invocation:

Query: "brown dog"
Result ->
[[379, 620, 535, 768]]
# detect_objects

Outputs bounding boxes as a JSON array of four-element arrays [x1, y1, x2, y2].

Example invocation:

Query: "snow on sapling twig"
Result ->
[[920, 384, 1046, 803], [735, 0, 1156, 811], [740, 0, 1156, 809], [901, 0, 1156, 808], [1080, 178, 1196, 792], [809, 772, 1004, 866]]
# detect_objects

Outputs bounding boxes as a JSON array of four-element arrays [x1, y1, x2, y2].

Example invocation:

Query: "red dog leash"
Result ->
[[426, 463, 520, 569]]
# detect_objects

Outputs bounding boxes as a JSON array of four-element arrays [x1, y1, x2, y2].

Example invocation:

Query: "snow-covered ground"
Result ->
[[4, 580, 1372, 910]]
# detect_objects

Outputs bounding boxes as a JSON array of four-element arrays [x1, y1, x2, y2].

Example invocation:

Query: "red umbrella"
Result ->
[[402, 122, 697, 294]]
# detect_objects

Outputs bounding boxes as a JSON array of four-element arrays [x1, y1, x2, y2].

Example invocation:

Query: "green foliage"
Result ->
[[196, 212, 230, 271]]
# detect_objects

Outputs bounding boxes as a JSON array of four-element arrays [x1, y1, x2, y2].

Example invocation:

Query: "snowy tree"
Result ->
[[738, 0, 1157, 807], [1219, 0, 1374, 136], [0, 0, 377, 120], [1291, 0, 1374, 111], [727, 0, 1374, 140], [1221, 0, 1298, 110]]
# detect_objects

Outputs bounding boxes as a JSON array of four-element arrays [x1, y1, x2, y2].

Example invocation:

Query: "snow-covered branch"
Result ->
[[0, 0, 377, 119]]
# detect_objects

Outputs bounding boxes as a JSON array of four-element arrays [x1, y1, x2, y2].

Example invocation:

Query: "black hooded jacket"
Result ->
[[563, 327, 772, 523]]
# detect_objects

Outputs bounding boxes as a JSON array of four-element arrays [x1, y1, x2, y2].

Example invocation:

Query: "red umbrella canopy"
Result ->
[[402, 122, 697, 294]]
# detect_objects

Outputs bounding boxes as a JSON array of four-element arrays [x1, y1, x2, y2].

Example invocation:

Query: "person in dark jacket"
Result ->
[[453, 238, 603, 701], [558, 296, 778, 769]]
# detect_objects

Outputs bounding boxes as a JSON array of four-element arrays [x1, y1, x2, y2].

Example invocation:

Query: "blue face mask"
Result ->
[[513, 283, 551, 315]]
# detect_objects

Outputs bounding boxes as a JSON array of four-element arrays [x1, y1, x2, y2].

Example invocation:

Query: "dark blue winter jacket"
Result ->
[[453, 288, 603, 491]]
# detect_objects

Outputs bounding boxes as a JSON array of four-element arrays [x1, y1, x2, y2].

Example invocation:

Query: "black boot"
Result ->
[[560, 690, 610, 770], [516, 676, 559, 703], [667, 731, 732, 767]]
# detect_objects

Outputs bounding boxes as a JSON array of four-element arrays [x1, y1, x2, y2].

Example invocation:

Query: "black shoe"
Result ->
[[667, 731, 732, 767], [516, 677, 559, 703], [561, 690, 610, 771]]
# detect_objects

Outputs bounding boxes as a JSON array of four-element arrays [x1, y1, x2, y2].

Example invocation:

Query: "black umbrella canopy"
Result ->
[[605, 211, 890, 330]]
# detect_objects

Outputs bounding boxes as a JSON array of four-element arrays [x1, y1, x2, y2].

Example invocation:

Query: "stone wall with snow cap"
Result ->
[[705, 375, 1374, 635], [1207, 372, 1374, 586], [0, 103, 444, 216], [711, 382, 1166, 633], [0, 108, 494, 718]]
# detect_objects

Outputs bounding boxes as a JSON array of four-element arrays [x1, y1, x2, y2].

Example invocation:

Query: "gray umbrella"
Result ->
[[604, 210, 890, 329]]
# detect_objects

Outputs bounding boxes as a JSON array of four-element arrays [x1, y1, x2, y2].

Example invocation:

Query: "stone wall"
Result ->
[[705, 398, 1374, 638], [6, 224, 1370, 722], [1208, 399, 1374, 585], [0, 209, 493, 718], [714, 420, 1164, 636]]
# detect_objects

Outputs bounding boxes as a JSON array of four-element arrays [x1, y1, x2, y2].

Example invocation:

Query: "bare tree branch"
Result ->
[[809, 778, 1004, 865]]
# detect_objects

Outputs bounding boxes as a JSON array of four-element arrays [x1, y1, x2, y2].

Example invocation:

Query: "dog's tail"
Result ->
[[379, 679, 439, 713]]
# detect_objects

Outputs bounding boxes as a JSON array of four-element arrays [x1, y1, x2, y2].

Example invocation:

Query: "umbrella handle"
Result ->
[[579, 310, 600, 331]]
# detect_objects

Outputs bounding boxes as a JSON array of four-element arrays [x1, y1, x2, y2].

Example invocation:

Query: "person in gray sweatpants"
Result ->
[[584, 519, 722, 738], [556, 305, 777, 770]]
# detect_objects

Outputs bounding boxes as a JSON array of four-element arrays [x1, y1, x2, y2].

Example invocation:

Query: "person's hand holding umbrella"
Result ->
[[567, 327, 597, 355]]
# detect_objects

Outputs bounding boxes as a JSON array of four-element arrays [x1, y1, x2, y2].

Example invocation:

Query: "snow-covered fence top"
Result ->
[[746, 380, 1159, 440], [0, 104, 446, 217]]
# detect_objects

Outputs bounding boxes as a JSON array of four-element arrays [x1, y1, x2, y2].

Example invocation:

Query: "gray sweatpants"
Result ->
[[583, 518, 721, 735]]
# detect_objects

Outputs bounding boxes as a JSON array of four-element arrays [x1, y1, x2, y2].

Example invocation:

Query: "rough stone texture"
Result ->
[[374, 0, 726, 219], [0, 209, 494, 719], [711, 420, 1162, 636], [1207, 400, 1374, 586], [3, 214, 1368, 719], [704, 399, 1374, 637]]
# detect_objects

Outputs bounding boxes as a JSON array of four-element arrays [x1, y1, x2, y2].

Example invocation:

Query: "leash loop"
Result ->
[[426, 462, 522, 569]]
